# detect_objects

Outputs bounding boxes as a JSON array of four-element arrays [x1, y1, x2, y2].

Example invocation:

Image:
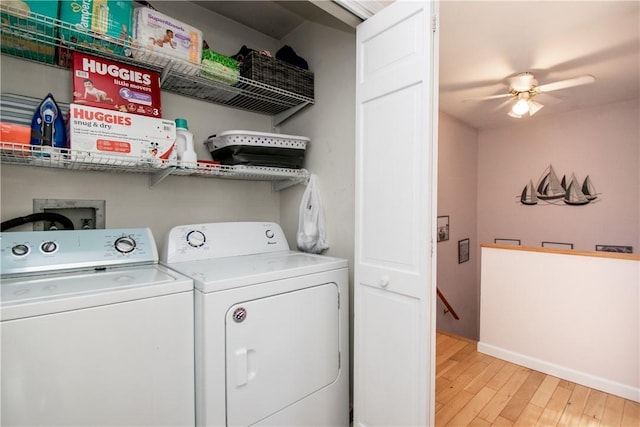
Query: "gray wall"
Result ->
[[280, 20, 356, 267], [478, 99, 639, 252], [436, 112, 479, 339], [279, 19, 357, 397]]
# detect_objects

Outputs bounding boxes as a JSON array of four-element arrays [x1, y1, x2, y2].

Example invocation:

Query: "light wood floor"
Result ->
[[435, 332, 639, 427]]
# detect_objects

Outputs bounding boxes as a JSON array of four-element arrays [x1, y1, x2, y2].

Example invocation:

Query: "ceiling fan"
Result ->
[[470, 72, 596, 118]]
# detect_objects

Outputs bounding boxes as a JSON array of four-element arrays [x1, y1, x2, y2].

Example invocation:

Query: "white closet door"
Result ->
[[353, 1, 438, 426]]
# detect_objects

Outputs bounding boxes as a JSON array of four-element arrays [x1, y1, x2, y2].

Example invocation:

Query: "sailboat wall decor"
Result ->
[[520, 179, 538, 205], [519, 165, 600, 206], [582, 175, 597, 201], [536, 165, 565, 200], [564, 173, 590, 206]]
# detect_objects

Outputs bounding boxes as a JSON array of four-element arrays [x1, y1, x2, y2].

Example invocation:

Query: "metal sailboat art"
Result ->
[[536, 165, 565, 200], [564, 173, 590, 206], [581, 175, 598, 201], [520, 166, 599, 206], [520, 179, 538, 205]]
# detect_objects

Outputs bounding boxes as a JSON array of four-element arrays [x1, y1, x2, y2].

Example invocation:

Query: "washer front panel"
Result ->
[[1, 291, 195, 426]]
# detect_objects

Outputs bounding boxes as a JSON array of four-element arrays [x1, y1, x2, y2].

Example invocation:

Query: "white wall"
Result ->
[[477, 99, 640, 252], [479, 246, 640, 402], [436, 112, 479, 340]]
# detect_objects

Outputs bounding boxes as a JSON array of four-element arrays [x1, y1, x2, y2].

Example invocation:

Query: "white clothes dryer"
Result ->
[[161, 222, 349, 427], [0, 228, 195, 426]]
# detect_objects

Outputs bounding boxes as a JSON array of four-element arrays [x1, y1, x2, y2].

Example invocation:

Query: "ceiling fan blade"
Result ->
[[535, 92, 562, 105], [537, 75, 595, 93], [463, 93, 512, 102], [493, 98, 514, 113], [528, 100, 544, 116]]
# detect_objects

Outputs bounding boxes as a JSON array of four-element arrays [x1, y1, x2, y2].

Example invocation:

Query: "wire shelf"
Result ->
[[0, 6, 313, 189], [0, 5, 314, 117], [0, 143, 309, 188]]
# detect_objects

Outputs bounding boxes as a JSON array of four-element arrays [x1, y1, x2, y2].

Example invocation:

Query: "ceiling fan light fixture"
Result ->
[[508, 110, 522, 118], [528, 100, 544, 116], [512, 98, 530, 116]]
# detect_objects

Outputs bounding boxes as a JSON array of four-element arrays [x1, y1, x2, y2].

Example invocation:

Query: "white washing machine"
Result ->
[[0, 228, 195, 426], [161, 222, 349, 427]]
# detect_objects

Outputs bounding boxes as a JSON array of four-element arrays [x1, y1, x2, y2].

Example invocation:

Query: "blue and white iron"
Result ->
[[31, 93, 67, 157]]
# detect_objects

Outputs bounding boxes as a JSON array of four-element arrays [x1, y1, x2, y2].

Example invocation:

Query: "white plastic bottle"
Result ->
[[174, 118, 197, 169]]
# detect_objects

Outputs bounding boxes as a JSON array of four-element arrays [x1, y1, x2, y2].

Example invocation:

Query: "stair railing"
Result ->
[[437, 288, 460, 320]]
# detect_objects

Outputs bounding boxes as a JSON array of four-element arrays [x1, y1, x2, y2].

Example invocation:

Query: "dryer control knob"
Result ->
[[114, 236, 136, 254], [186, 230, 206, 248], [40, 240, 58, 254], [11, 243, 30, 257]]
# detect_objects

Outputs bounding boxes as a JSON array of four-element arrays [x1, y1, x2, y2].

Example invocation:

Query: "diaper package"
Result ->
[[68, 104, 176, 167], [132, 7, 202, 72], [58, 0, 133, 57], [0, 0, 59, 64], [72, 52, 162, 118]]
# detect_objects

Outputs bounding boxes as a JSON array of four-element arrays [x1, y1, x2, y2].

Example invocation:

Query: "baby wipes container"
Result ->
[[175, 118, 197, 169]]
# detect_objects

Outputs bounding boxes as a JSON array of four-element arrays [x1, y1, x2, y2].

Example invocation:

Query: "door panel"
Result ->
[[225, 283, 339, 426], [354, 1, 438, 426], [357, 285, 422, 425], [360, 84, 421, 273]]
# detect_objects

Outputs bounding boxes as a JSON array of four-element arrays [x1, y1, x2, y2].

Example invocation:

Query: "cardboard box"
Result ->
[[59, 0, 133, 57], [132, 7, 202, 72], [0, 0, 59, 64], [67, 104, 176, 167], [72, 52, 162, 117], [0, 122, 32, 156]]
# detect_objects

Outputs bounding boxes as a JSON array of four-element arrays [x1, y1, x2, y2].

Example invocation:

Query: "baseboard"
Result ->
[[477, 341, 640, 403]]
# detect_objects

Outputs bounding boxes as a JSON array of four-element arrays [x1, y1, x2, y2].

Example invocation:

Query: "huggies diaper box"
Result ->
[[0, 0, 59, 64], [58, 0, 133, 58], [68, 104, 176, 167], [72, 52, 162, 117], [132, 7, 202, 73]]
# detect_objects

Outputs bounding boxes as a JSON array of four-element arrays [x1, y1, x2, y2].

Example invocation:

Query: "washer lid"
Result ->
[[163, 251, 347, 293], [1, 265, 193, 321]]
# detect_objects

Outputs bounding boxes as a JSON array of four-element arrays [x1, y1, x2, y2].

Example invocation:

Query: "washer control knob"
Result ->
[[114, 236, 136, 254], [40, 241, 58, 254], [11, 244, 30, 257], [265, 229, 275, 239], [186, 230, 206, 248]]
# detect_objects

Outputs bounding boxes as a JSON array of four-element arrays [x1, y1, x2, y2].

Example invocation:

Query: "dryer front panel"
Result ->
[[225, 283, 339, 426]]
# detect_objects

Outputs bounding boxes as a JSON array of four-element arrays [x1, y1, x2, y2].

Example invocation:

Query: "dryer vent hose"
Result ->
[[1, 212, 75, 232]]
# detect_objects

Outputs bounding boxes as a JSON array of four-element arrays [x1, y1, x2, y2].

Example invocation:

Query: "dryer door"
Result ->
[[225, 283, 339, 426]]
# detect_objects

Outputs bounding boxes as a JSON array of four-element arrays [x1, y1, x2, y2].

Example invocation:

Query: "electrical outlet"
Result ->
[[33, 199, 105, 231]]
